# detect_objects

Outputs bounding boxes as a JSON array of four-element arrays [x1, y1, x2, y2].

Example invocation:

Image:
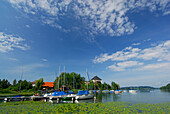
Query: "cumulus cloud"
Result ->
[[94, 40, 170, 63], [8, 0, 170, 37], [0, 32, 30, 53], [94, 40, 170, 71], [136, 62, 170, 71], [107, 61, 144, 71]]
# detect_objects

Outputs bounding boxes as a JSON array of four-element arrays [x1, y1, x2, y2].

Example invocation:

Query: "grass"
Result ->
[[0, 101, 169, 113], [0, 90, 34, 97]]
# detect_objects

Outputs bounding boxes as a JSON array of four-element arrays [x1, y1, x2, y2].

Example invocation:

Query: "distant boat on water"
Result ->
[[114, 90, 122, 94], [129, 90, 137, 94]]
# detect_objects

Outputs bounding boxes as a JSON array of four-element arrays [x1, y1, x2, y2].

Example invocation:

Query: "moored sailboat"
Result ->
[[75, 70, 94, 100]]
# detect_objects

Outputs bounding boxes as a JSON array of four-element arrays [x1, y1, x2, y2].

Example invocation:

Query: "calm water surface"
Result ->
[[79, 90, 170, 104]]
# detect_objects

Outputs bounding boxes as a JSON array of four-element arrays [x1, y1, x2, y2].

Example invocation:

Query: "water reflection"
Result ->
[[93, 90, 170, 104], [1, 90, 169, 104]]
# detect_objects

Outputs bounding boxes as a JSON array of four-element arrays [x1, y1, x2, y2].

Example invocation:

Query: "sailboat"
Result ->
[[75, 70, 94, 100]]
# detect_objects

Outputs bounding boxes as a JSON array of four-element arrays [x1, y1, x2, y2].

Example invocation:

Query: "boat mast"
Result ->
[[55, 71, 57, 90], [63, 65, 65, 91], [86, 69, 88, 91], [73, 73, 74, 89], [19, 67, 23, 92], [58, 65, 60, 90]]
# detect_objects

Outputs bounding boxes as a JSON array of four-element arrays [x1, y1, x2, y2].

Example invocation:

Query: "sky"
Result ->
[[0, 0, 170, 87]]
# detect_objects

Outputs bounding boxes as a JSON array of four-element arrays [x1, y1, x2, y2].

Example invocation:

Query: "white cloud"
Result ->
[[25, 25, 30, 28], [94, 40, 170, 71], [8, 0, 170, 37], [0, 32, 30, 53], [107, 61, 144, 71], [41, 59, 48, 62], [8, 57, 18, 61], [132, 43, 141, 46], [136, 62, 170, 71], [94, 40, 170, 63]]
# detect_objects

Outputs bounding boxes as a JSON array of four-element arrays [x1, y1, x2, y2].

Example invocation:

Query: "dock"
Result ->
[[2, 96, 76, 103]]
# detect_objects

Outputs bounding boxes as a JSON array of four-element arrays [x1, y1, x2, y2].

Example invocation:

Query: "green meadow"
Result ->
[[0, 101, 169, 113]]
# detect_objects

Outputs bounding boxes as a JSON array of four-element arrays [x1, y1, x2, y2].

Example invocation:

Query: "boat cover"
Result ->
[[51, 91, 68, 96], [77, 90, 89, 95], [68, 91, 75, 94], [12, 95, 21, 98]]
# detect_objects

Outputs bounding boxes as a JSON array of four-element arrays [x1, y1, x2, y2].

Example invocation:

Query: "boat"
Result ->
[[102, 90, 109, 93], [89, 90, 96, 93], [43, 93, 52, 97], [75, 70, 94, 100], [4, 95, 26, 102], [123, 90, 127, 92], [129, 90, 137, 94], [114, 90, 122, 94], [75, 90, 94, 100], [110, 90, 114, 93], [96, 90, 101, 93]]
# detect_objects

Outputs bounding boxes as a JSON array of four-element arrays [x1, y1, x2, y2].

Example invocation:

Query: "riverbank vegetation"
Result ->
[[0, 101, 169, 113], [0, 72, 120, 95], [160, 83, 170, 91]]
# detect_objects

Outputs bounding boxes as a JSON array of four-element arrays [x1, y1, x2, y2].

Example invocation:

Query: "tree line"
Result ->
[[160, 83, 170, 91], [53, 72, 120, 91], [0, 78, 45, 91], [0, 72, 120, 91]]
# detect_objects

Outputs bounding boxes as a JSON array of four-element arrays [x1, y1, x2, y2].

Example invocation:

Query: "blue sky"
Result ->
[[0, 0, 170, 87]]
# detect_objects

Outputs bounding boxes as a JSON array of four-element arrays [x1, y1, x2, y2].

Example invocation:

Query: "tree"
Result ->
[[13, 79, 17, 86], [160, 83, 170, 90], [111, 81, 120, 90], [0, 79, 11, 89], [54, 72, 85, 90], [35, 78, 44, 90]]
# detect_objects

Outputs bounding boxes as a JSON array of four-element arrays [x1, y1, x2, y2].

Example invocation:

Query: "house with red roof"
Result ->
[[42, 82, 54, 89]]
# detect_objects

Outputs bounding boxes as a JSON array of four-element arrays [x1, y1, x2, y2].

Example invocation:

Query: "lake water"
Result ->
[[76, 90, 170, 104], [1, 90, 169, 104]]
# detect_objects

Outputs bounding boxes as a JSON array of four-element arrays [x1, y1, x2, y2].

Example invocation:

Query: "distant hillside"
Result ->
[[121, 86, 158, 90], [160, 83, 170, 91]]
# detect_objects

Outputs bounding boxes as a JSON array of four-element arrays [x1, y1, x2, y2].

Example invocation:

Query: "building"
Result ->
[[91, 76, 102, 84], [31, 81, 36, 87], [42, 82, 54, 89]]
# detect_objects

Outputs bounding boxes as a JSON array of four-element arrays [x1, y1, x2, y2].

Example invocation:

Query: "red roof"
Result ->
[[42, 82, 54, 87]]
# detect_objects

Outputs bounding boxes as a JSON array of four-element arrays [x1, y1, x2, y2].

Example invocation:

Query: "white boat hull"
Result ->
[[129, 90, 137, 93], [75, 94, 94, 100]]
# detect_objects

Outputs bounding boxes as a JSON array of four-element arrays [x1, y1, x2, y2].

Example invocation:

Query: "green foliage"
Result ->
[[101, 82, 111, 90], [35, 78, 44, 90], [111, 81, 120, 90], [0, 78, 33, 92], [54, 72, 85, 90], [0, 79, 11, 89], [13, 79, 17, 86], [0, 101, 169, 113], [160, 83, 170, 91]]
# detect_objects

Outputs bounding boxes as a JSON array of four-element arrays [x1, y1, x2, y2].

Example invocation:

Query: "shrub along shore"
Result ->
[[0, 101, 169, 113]]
